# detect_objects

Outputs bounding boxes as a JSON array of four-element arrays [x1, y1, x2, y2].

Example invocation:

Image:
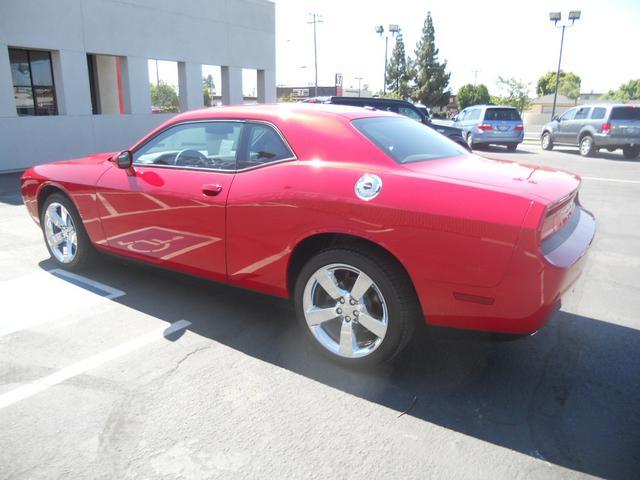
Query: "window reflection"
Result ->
[[8, 48, 58, 116]]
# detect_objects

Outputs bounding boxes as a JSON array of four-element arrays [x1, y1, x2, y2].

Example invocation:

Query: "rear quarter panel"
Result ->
[[226, 117, 532, 301]]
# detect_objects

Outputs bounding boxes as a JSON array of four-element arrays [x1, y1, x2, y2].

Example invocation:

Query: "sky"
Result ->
[[274, 0, 640, 97]]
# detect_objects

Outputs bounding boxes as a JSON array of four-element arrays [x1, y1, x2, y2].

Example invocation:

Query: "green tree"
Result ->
[[456, 83, 490, 110], [536, 70, 581, 99], [495, 77, 531, 113], [385, 32, 414, 100], [150, 81, 179, 112], [412, 11, 451, 108], [602, 79, 640, 102], [203, 74, 215, 107]]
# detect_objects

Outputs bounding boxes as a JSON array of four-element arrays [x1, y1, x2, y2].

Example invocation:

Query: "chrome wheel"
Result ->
[[302, 263, 388, 358], [580, 136, 593, 156], [44, 202, 77, 263], [541, 132, 550, 149]]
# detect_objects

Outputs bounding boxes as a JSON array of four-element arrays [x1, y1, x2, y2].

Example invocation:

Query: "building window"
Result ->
[[9, 48, 58, 116]]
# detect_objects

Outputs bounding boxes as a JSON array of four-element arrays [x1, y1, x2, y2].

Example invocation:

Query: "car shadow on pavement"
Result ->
[[553, 148, 638, 162], [474, 145, 534, 155], [39, 258, 640, 479], [0, 172, 25, 206]]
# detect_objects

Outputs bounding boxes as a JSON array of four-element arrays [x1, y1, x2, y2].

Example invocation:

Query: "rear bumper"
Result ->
[[418, 207, 595, 335], [594, 133, 640, 147], [474, 130, 524, 144]]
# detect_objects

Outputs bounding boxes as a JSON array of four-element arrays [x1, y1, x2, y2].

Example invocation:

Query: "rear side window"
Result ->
[[574, 107, 591, 120], [610, 107, 640, 121], [353, 117, 468, 164], [467, 109, 481, 121], [591, 107, 606, 119], [483, 108, 521, 121], [239, 123, 294, 170], [397, 106, 423, 122]]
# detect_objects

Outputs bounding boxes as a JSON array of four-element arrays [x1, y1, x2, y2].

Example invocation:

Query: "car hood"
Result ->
[[402, 154, 580, 203]]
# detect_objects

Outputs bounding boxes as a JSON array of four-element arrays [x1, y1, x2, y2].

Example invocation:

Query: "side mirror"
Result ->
[[452, 115, 458, 122], [553, 116, 560, 122], [115, 150, 132, 169]]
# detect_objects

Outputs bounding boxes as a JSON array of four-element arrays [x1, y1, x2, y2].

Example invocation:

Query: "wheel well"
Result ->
[[37, 185, 65, 219], [287, 233, 416, 298], [579, 131, 593, 141]]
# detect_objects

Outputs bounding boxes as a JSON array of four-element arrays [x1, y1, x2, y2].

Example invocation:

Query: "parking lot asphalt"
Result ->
[[1, 145, 639, 480]]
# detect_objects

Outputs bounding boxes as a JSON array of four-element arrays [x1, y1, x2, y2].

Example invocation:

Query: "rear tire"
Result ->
[[466, 132, 476, 150], [541, 131, 554, 150], [622, 146, 640, 159], [294, 247, 419, 367], [41, 193, 95, 271], [506, 143, 518, 152], [579, 135, 595, 157]]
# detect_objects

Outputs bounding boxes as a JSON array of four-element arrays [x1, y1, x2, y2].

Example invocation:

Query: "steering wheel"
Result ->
[[174, 149, 209, 167]]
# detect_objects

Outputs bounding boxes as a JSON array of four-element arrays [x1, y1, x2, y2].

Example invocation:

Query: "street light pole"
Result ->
[[376, 24, 399, 95], [549, 10, 581, 120], [308, 13, 323, 98], [355, 76, 363, 97]]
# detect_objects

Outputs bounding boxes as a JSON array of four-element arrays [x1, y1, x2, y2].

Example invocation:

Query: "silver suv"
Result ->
[[541, 104, 640, 159]]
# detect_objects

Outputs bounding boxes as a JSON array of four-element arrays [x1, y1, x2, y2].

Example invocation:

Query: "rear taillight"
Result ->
[[601, 122, 611, 134], [515, 124, 524, 131], [540, 193, 576, 240], [477, 124, 493, 131]]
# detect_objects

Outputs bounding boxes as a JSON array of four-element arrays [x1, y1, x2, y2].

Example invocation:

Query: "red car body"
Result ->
[[21, 104, 595, 335]]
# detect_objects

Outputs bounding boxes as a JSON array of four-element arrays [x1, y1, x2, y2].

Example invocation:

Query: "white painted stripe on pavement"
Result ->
[[582, 176, 640, 185], [0, 270, 125, 338], [0, 320, 191, 410]]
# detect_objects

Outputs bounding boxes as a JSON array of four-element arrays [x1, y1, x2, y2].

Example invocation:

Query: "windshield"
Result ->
[[610, 107, 640, 121], [353, 117, 468, 164], [484, 108, 522, 121]]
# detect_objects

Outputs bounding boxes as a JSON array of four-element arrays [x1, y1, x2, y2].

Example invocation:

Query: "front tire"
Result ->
[[541, 131, 554, 150], [579, 135, 595, 157], [294, 247, 418, 367], [622, 146, 640, 159], [41, 193, 95, 270]]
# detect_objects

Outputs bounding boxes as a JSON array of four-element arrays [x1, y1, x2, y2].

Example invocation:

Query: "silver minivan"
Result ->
[[452, 105, 524, 151], [541, 104, 640, 159]]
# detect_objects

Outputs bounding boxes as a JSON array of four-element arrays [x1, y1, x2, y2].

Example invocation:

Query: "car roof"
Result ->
[[465, 105, 519, 110], [329, 96, 417, 106], [167, 103, 397, 124]]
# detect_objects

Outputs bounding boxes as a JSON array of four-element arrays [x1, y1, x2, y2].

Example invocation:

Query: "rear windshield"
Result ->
[[483, 108, 522, 121], [610, 107, 640, 121], [353, 117, 468, 164]]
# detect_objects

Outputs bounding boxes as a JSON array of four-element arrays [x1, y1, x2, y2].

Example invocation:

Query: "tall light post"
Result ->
[[355, 76, 364, 97], [549, 10, 581, 120], [375, 24, 399, 95], [308, 13, 323, 98]]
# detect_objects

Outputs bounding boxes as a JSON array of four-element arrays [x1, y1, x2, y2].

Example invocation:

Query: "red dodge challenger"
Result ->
[[21, 104, 595, 366]]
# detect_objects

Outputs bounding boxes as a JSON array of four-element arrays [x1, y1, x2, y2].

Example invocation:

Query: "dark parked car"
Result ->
[[541, 104, 640, 159], [326, 96, 469, 150]]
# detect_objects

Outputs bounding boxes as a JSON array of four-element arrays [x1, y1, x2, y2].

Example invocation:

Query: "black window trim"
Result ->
[[9, 47, 59, 116], [130, 119, 297, 174]]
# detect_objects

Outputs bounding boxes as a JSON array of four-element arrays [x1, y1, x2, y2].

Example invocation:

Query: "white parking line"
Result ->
[[0, 320, 191, 410], [582, 176, 640, 185], [0, 270, 125, 338]]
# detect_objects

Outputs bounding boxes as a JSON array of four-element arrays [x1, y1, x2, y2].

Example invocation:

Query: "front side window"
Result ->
[[574, 107, 591, 120], [239, 123, 294, 170], [9, 48, 57, 116], [353, 117, 468, 164], [133, 122, 241, 171], [559, 108, 576, 121]]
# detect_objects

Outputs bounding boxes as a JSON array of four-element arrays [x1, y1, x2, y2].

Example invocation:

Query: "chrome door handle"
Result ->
[[202, 184, 223, 196]]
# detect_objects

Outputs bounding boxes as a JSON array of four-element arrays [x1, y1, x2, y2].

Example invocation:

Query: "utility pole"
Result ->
[[355, 76, 363, 97], [308, 13, 322, 98], [472, 69, 480, 85]]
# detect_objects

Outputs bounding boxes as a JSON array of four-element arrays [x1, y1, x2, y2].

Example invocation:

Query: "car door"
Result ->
[[555, 107, 577, 144], [225, 121, 298, 293], [94, 121, 243, 281], [567, 106, 591, 144]]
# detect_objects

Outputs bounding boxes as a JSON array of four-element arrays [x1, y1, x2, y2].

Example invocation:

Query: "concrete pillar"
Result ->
[[120, 56, 151, 114], [178, 62, 204, 112], [0, 45, 18, 117], [257, 69, 276, 103], [94, 55, 120, 114], [221, 66, 243, 105], [51, 50, 92, 116]]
